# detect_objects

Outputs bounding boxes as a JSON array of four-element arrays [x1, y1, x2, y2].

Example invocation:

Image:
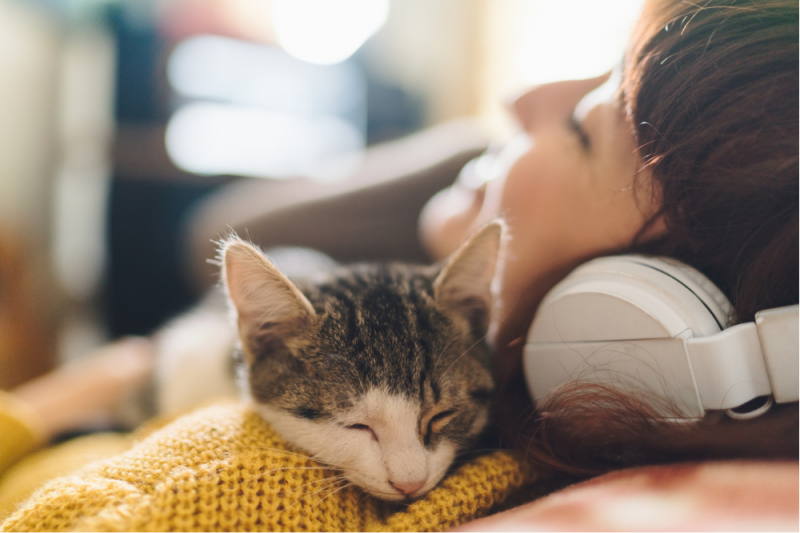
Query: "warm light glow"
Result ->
[[165, 103, 363, 181], [167, 35, 364, 114], [166, 34, 367, 182], [273, 0, 389, 65], [516, 0, 645, 85]]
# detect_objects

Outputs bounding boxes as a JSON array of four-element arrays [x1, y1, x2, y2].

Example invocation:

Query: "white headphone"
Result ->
[[523, 256, 799, 420]]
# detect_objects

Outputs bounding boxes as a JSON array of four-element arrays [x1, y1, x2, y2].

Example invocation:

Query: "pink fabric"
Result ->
[[455, 461, 798, 531]]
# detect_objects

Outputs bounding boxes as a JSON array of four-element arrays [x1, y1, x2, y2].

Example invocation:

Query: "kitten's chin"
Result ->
[[346, 474, 417, 502], [363, 485, 409, 502], [346, 440, 457, 501]]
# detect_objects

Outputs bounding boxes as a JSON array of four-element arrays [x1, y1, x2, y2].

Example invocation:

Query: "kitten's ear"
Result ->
[[222, 238, 316, 362], [434, 221, 504, 335]]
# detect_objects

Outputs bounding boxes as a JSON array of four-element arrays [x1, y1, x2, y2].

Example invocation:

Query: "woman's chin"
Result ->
[[419, 185, 486, 260]]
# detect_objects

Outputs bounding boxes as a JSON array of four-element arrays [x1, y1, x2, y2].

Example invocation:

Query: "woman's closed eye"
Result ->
[[568, 115, 591, 149]]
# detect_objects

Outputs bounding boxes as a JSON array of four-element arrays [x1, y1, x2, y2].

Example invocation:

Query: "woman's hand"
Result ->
[[419, 181, 486, 261], [12, 337, 155, 440]]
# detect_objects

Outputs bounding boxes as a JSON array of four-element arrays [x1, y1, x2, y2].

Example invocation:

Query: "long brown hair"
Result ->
[[626, 0, 798, 324], [506, 0, 799, 476]]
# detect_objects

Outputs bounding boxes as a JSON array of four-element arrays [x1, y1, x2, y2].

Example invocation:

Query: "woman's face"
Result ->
[[420, 73, 660, 344]]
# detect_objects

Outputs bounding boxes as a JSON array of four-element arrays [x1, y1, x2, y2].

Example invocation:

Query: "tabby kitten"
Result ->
[[222, 222, 502, 501]]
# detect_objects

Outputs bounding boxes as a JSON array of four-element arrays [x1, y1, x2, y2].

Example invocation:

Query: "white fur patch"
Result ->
[[254, 388, 457, 501], [155, 308, 239, 415]]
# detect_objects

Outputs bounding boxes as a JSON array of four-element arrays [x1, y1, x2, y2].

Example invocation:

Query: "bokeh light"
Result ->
[[165, 103, 363, 180], [273, 0, 389, 65], [516, 0, 645, 85]]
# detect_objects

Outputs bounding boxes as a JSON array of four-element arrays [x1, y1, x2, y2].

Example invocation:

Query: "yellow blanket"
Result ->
[[1, 403, 532, 532]]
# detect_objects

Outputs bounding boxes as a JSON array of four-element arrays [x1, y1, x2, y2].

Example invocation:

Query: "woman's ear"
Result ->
[[221, 238, 316, 363], [433, 220, 504, 335]]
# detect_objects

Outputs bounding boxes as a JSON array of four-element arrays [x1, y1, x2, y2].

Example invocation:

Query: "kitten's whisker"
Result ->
[[287, 477, 350, 509], [431, 332, 472, 376], [261, 466, 333, 474], [293, 474, 346, 493], [307, 480, 353, 511], [450, 456, 498, 466], [349, 487, 412, 508], [247, 467, 344, 483], [450, 453, 500, 464], [440, 331, 490, 380], [361, 488, 398, 496], [257, 478, 349, 520], [229, 461, 333, 475], [430, 335, 462, 375], [230, 445, 328, 463], [287, 479, 347, 507], [455, 447, 500, 456], [429, 462, 454, 491], [356, 486, 416, 503], [354, 487, 375, 507]]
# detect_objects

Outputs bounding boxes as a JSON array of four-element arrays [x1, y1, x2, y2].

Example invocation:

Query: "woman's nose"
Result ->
[[510, 73, 611, 130]]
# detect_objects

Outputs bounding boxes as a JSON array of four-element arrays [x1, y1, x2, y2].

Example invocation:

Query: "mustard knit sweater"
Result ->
[[0, 401, 533, 532]]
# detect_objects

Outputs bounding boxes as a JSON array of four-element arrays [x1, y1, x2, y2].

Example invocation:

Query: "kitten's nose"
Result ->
[[389, 479, 426, 497]]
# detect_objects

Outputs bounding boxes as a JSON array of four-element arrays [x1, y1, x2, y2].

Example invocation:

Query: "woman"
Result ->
[[1, 0, 797, 529], [421, 0, 798, 474]]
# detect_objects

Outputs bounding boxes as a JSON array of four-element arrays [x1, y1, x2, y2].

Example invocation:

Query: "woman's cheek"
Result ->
[[496, 154, 570, 253]]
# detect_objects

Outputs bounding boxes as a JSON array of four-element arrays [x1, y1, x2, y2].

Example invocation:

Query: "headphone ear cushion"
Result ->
[[662, 261, 732, 319], [624, 256, 733, 328], [527, 255, 733, 344]]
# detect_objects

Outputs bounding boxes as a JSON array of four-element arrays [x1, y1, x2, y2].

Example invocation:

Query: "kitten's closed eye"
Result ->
[[469, 388, 493, 403], [422, 409, 457, 446], [293, 407, 322, 420], [428, 409, 456, 429], [347, 423, 378, 441]]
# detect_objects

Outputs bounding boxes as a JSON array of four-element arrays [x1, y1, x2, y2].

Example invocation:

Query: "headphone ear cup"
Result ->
[[526, 255, 732, 345], [523, 255, 734, 419], [619, 256, 733, 332]]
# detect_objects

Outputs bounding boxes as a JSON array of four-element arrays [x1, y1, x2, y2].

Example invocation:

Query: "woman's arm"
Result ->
[[9, 338, 154, 443], [454, 461, 799, 531], [185, 120, 489, 291]]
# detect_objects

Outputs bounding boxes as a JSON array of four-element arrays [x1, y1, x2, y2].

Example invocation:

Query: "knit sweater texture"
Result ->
[[1, 403, 532, 532]]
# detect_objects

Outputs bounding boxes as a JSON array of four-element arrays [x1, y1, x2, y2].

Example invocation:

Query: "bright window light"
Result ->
[[165, 103, 364, 181], [273, 0, 389, 65], [516, 0, 645, 85], [167, 35, 364, 115]]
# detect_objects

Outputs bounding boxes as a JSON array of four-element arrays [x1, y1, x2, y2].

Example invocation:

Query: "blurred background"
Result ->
[[0, 0, 643, 389]]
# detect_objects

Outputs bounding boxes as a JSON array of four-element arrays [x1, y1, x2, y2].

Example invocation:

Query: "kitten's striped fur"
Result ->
[[223, 222, 503, 500]]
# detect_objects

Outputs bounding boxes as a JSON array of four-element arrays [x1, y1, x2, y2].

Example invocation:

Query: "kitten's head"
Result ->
[[221, 222, 503, 501]]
